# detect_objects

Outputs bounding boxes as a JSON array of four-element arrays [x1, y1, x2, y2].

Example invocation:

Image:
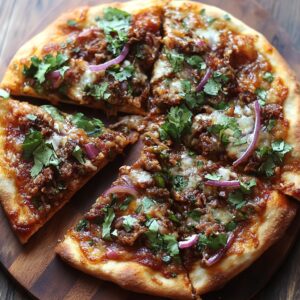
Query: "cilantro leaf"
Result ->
[[255, 88, 268, 106], [180, 80, 204, 109], [163, 234, 179, 257], [228, 190, 246, 209], [122, 215, 137, 232], [146, 218, 160, 232], [136, 197, 156, 213], [166, 50, 185, 72], [72, 145, 85, 164], [0, 88, 10, 99], [22, 130, 43, 159], [172, 175, 188, 191], [26, 114, 37, 121], [203, 71, 228, 96], [187, 210, 201, 222], [41, 105, 65, 122], [197, 233, 228, 251], [108, 64, 134, 82], [23, 53, 69, 85], [102, 207, 115, 240], [119, 196, 133, 211], [204, 173, 221, 181], [70, 113, 104, 137], [85, 82, 111, 101], [96, 7, 131, 55], [240, 179, 256, 193], [75, 219, 89, 231], [263, 72, 274, 83], [159, 106, 193, 142], [225, 221, 237, 231], [186, 55, 206, 70]]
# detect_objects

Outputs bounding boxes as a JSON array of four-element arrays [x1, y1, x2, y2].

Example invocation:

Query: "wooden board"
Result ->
[[0, 1, 300, 300]]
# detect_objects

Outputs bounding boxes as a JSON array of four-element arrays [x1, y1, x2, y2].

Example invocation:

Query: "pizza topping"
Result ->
[[178, 234, 198, 249], [233, 101, 261, 166], [102, 207, 116, 240], [195, 68, 212, 92], [204, 179, 240, 188], [204, 231, 236, 266], [0, 88, 10, 99], [84, 143, 100, 160], [103, 185, 138, 198], [72, 145, 85, 164], [89, 43, 130, 72], [96, 7, 131, 56]]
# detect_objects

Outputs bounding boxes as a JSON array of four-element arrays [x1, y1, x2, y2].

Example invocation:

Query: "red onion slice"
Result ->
[[178, 234, 198, 249], [196, 68, 212, 92], [205, 231, 236, 267], [205, 180, 240, 188], [84, 143, 100, 160], [103, 185, 138, 198], [89, 44, 130, 72], [47, 70, 62, 89], [106, 248, 119, 259], [233, 101, 261, 167]]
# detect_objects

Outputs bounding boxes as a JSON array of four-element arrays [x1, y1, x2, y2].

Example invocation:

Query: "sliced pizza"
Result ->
[[56, 135, 193, 300], [156, 144, 296, 295], [151, 1, 300, 200], [0, 98, 137, 243], [1, 0, 163, 115]]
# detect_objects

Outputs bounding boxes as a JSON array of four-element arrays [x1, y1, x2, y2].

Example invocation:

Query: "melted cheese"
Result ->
[[130, 169, 153, 184], [195, 28, 220, 49]]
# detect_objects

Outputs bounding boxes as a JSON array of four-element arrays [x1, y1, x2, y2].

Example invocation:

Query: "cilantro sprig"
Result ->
[[70, 113, 104, 137]]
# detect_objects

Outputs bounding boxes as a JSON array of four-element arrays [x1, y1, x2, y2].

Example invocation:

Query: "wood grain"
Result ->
[[0, 1, 299, 300]]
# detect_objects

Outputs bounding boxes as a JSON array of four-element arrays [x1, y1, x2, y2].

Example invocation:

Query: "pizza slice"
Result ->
[[56, 134, 193, 299], [158, 145, 296, 296], [1, 0, 163, 115], [151, 1, 300, 200], [0, 98, 137, 243]]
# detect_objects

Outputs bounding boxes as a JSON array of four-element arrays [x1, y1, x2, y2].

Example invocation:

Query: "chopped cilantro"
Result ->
[[136, 197, 156, 213], [70, 113, 104, 137], [41, 105, 65, 122], [168, 213, 180, 224], [67, 19, 77, 27], [146, 218, 160, 232], [257, 141, 293, 176], [85, 82, 111, 101], [153, 173, 166, 188], [225, 221, 237, 231], [204, 173, 221, 181], [187, 210, 201, 222], [163, 234, 180, 257], [75, 219, 89, 231], [186, 55, 206, 70], [263, 72, 274, 83], [266, 119, 276, 131], [166, 50, 185, 72], [180, 80, 204, 109], [255, 88, 268, 106], [119, 196, 133, 211], [172, 175, 188, 191], [72, 145, 85, 164], [204, 78, 221, 96], [240, 179, 256, 194], [197, 233, 227, 251], [0, 88, 9, 99], [122, 215, 137, 232], [96, 7, 131, 55], [26, 114, 37, 121], [223, 14, 231, 21], [159, 106, 193, 142], [23, 53, 69, 85], [228, 190, 246, 209], [102, 207, 115, 240], [22, 129, 60, 177], [108, 64, 134, 82]]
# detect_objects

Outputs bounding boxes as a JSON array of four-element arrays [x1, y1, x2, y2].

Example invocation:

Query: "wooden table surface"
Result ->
[[0, 0, 299, 299]]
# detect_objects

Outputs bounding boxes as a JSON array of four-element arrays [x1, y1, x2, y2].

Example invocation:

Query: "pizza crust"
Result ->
[[0, 0, 163, 115], [56, 235, 194, 300], [186, 190, 297, 295]]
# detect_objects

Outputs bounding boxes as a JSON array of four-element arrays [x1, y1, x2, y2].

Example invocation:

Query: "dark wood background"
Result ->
[[0, 0, 299, 299]]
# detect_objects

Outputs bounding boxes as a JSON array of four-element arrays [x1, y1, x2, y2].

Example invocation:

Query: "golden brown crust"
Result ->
[[187, 190, 297, 295], [56, 236, 193, 300]]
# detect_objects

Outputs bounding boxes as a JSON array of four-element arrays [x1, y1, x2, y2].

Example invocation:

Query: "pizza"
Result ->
[[56, 119, 296, 298], [1, 0, 163, 115], [0, 98, 137, 243], [0, 0, 299, 299]]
